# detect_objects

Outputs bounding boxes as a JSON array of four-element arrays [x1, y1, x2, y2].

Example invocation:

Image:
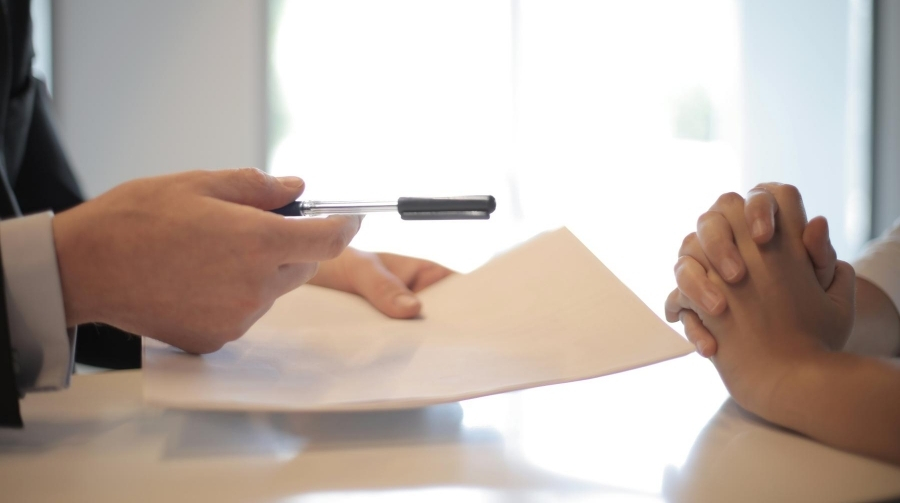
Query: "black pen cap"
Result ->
[[397, 196, 496, 216]]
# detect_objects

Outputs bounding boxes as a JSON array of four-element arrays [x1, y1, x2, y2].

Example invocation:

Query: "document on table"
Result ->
[[142, 228, 693, 411]]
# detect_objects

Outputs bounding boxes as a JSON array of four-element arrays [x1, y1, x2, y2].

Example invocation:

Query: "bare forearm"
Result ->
[[767, 352, 900, 466], [844, 278, 900, 357]]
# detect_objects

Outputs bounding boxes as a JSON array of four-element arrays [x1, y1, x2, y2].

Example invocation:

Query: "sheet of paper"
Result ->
[[143, 228, 693, 411]]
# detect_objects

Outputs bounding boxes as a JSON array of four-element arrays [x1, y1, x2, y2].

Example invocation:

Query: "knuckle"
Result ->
[[674, 259, 706, 295], [715, 191, 744, 208], [697, 221, 733, 257], [187, 169, 216, 185], [664, 290, 682, 321], [665, 287, 680, 305], [324, 229, 353, 259], [679, 233, 698, 255], [673, 255, 693, 276], [236, 167, 271, 189], [325, 236, 346, 259], [775, 183, 801, 201], [748, 182, 775, 195], [695, 211, 722, 230], [187, 169, 221, 192], [175, 169, 222, 195], [753, 181, 781, 193], [745, 187, 773, 209]]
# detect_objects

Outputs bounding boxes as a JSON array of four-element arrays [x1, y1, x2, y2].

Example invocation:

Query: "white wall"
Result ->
[[52, 1, 267, 198], [873, 0, 900, 236], [738, 0, 871, 259], [30, 0, 52, 91]]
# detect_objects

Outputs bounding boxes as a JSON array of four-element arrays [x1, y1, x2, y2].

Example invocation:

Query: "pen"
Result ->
[[270, 195, 496, 220]]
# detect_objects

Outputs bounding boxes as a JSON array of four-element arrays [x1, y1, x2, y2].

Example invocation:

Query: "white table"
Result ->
[[2, 355, 899, 503]]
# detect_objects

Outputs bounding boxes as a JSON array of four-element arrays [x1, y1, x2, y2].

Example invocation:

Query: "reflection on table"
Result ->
[[1, 355, 899, 502]]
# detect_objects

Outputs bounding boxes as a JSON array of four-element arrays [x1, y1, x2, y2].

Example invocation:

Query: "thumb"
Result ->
[[679, 310, 718, 358], [351, 258, 423, 319], [803, 216, 837, 290], [827, 260, 856, 320], [200, 168, 305, 210], [823, 260, 856, 350]]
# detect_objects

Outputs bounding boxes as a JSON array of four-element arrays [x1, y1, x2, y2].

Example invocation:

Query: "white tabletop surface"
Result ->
[[2, 355, 899, 503]]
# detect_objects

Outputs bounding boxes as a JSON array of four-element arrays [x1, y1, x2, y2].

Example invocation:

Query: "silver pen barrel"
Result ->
[[300, 200, 398, 216]]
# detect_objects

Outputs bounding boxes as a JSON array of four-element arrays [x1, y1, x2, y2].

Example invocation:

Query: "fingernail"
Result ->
[[394, 294, 420, 310], [695, 340, 707, 357], [721, 258, 740, 281], [279, 176, 304, 189], [752, 219, 767, 239], [702, 290, 722, 313]]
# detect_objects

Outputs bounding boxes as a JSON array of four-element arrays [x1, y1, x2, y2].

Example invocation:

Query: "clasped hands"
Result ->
[[664, 183, 855, 419]]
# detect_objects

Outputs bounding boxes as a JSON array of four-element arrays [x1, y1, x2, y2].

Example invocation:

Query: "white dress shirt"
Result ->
[[0, 212, 74, 393], [854, 218, 900, 319]]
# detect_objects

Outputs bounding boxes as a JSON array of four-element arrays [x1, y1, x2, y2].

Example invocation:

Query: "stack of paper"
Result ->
[[143, 228, 692, 411]]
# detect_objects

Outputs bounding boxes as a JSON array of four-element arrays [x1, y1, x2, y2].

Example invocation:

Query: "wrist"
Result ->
[[52, 206, 102, 326], [761, 349, 842, 431]]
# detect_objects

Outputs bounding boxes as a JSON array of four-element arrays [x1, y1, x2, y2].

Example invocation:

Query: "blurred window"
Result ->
[[269, 0, 867, 313]]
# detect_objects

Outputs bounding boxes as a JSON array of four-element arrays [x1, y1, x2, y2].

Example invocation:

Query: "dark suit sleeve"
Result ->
[[21, 84, 143, 369], [19, 85, 141, 369], [13, 79, 83, 215], [0, 0, 136, 427], [12, 82, 141, 370], [0, 238, 22, 427]]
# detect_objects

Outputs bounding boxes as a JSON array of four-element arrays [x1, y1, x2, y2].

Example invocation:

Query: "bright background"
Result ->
[[266, 0, 871, 317], [48, 0, 873, 335]]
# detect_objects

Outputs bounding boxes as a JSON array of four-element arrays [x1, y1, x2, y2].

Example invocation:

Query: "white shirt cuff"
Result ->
[[0, 211, 74, 392], [853, 217, 900, 318]]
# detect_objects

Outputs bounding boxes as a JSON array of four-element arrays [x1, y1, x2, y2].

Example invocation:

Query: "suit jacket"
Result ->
[[0, 0, 139, 427]]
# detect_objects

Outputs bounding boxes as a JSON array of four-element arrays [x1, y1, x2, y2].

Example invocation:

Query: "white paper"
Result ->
[[143, 228, 693, 411]]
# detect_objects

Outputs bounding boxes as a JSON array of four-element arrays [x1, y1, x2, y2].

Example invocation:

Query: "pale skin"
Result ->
[[665, 183, 900, 465], [52, 168, 452, 355], [309, 250, 453, 317], [665, 182, 900, 358]]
